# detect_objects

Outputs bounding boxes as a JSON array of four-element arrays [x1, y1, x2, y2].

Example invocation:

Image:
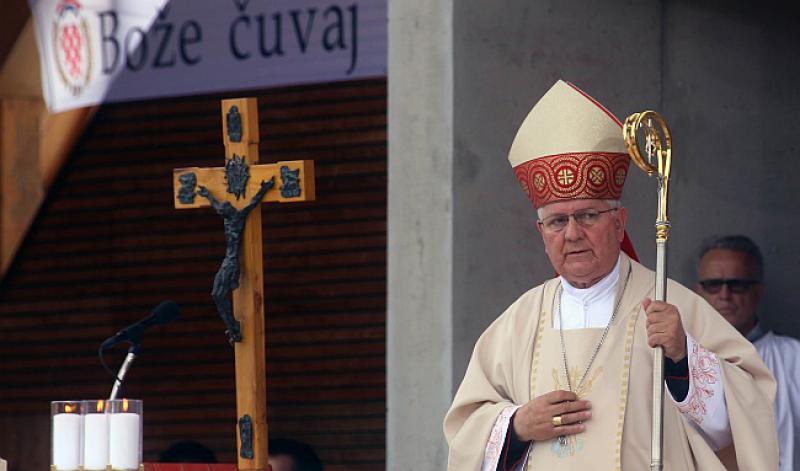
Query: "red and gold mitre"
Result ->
[[508, 80, 629, 208]]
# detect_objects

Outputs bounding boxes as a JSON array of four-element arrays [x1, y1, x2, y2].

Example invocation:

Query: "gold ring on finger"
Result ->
[[552, 415, 563, 427]]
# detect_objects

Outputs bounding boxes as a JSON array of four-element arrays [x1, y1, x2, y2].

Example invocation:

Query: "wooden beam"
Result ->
[[0, 18, 97, 278], [0, 97, 42, 276], [172, 160, 315, 209], [0, 19, 41, 98]]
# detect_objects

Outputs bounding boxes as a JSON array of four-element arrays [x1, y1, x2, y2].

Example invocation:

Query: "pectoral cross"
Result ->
[[172, 98, 315, 470]]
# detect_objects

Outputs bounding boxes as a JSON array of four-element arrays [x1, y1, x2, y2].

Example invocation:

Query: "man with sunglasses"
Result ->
[[696, 235, 800, 471], [444, 81, 778, 470]]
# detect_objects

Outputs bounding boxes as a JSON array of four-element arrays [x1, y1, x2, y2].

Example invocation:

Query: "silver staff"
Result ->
[[622, 111, 673, 471]]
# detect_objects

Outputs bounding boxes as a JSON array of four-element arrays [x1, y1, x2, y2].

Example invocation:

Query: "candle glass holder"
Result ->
[[107, 399, 142, 471], [81, 400, 109, 471], [51, 401, 82, 471]]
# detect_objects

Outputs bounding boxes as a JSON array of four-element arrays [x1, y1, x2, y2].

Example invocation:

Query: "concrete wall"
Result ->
[[388, 0, 800, 468], [661, 1, 800, 335]]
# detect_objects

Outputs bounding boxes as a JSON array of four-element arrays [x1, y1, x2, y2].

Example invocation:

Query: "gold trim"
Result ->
[[613, 306, 641, 471], [525, 280, 556, 470]]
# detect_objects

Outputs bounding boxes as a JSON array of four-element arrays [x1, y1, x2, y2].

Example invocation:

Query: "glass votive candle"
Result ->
[[51, 401, 82, 471], [81, 400, 109, 471], [107, 399, 143, 471]]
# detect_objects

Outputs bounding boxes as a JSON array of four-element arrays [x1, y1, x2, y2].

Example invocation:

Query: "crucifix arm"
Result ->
[[243, 178, 275, 215], [197, 185, 224, 213]]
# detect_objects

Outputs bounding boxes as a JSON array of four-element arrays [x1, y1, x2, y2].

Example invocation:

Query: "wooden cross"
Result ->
[[171, 97, 315, 471]]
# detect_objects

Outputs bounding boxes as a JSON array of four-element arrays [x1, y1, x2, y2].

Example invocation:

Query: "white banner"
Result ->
[[29, 0, 387, 112]]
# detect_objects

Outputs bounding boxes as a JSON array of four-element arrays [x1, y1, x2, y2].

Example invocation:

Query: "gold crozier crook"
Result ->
[[622, 110, 673, 471]]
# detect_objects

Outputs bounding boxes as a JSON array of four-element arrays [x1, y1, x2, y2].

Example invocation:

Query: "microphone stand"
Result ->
[[100, 301, 180, 400], [109, 342, 141, 400]]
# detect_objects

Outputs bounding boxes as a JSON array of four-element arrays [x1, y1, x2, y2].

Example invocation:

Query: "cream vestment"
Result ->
[[445, 254, 778, 470]]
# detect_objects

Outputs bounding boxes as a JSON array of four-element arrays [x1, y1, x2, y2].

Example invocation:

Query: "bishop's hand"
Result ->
[[197, 186, 210, 197], [643, 298, 687, 362], [512, 390, 591, 442]]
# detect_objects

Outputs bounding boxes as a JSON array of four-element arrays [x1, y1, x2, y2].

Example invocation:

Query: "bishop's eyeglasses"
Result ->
[[538, 208, 618, 233], [698, 279, 760, 294]]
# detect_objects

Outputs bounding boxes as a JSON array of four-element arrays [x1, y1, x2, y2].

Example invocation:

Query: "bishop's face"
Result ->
[[536, 199, 627, 288]]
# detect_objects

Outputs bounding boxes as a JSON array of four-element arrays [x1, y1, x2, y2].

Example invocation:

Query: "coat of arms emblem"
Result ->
[[52, 0, 92, 96]]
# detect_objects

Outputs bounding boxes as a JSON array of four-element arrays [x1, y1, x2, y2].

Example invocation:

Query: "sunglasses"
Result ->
[[698, 279, 759, 294]]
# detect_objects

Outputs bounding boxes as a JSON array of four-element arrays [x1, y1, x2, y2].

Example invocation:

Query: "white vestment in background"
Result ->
[[749, 324, 800, 471]]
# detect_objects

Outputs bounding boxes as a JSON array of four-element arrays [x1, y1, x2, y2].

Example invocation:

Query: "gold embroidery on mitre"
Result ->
[[557, 168, 575, 186], [589, 167, 605, 185], [615, 168, 626, 186], [513, 152, 630, 208], [534, 173, 546, 191]]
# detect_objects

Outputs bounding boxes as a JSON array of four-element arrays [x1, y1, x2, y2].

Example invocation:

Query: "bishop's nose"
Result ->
[[563, 216, 584, 240]]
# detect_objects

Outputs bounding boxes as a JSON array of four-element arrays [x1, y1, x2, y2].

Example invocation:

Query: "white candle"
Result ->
[[109, 412, 140, 470], [52, 413, 81, 470], [83, 413, 109, 470]]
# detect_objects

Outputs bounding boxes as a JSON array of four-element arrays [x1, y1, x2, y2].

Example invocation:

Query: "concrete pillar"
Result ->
[[387, 0, 453, 469]]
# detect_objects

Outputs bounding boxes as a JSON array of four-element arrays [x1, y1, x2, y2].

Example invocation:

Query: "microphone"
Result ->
[[101, 300, 180, 400], [101, 300, 180, 350]]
